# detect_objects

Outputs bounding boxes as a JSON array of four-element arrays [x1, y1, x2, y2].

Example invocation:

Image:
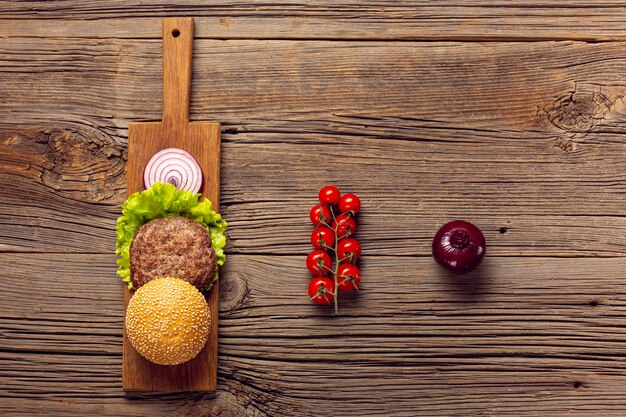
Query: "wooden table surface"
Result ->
[[3, 2, 626, 416]]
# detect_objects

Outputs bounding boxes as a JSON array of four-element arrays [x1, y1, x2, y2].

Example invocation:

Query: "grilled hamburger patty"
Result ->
[[130, 216, 216, 290]]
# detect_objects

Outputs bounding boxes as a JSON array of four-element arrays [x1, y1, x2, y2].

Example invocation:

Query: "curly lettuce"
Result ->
[[115, 182, 227, 290]]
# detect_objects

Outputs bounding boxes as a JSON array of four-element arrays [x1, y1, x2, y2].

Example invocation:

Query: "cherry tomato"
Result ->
[[319, 185, 341, 206], [311, 226, 335, 250], [310, 204, 331, 226], [306, 250, 332, 276], [337, 238, 361, 263], [332, 214, 357, 238], [308, 277, 335, 304], [336, 264, 361, 292], [339, 193, 361, 215]]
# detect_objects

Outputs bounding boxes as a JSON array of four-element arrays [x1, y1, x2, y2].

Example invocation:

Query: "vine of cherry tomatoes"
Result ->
[[307, 186, 361, 313]]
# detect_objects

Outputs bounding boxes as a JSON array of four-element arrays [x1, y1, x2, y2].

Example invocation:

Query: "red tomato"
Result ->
[[319, 185, 341, 206], [332, 214, 357, 238], [306, 250, 332, 276], [310, 204, 331, 226], [311, 226, 335, 250], [337, 238, 361, 263], [339, 193, 361, 215], [308, 277, 335, 304], [336, 264, 361, 292]]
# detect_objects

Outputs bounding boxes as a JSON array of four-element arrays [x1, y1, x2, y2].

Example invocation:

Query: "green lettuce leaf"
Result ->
[[115, 182, 227, 290]]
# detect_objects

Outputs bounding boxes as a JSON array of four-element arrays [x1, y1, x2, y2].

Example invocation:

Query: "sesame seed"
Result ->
[[125, 277, 210, 365]]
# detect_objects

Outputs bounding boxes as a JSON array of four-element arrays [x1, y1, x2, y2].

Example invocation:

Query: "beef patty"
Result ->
[[130, 216, 216, 290]]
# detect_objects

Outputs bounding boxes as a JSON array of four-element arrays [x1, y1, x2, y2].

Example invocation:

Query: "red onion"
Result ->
[[143, 148, 203, 193], [432, 220, 486, 274]]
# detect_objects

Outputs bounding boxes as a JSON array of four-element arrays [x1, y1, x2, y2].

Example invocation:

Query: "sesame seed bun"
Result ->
[[130, 216, 217, 290], [125, 277, 211, 365]]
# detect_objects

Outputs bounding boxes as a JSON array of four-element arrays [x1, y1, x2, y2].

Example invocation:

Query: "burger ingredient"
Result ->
[[339, 193, 361, 215], [310, 204, 332, 226], [307, 186, 362, 313], [116, 182, 227, 290], [308, 277, 335, 305], [336, 238, 361, 263], [125, 277, 210, 365], [306, 250, 332, 276], [318, 185, 341, 206], [336, 263, 361, 292], [311, 226, 334, 250], [332, 214, 357, 238], [432, 220, 486, 275], [130, 216, 216, 290], [144, 148, 203, 193]]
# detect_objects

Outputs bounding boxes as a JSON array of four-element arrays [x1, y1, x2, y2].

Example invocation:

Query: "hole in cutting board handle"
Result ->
[[172, 29, 180, 37]]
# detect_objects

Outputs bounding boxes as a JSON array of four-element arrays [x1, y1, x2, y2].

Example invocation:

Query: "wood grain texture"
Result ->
[[3, 4, 626, 415], [6, 1, 626, 41], [3, 253, 626, 416], [2, 40, 626, 256], [5, 37, 626, 131], [123, 18, 220, 392]]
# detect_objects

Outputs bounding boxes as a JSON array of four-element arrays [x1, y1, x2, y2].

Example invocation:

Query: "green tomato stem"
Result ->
[[330, 205, 340, 315]]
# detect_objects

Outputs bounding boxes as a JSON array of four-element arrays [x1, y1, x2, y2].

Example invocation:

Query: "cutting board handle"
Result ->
[[162, 17, 194, 130]]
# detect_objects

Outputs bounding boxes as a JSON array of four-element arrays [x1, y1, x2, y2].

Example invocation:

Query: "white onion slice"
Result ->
[[143, 148, 203, 193]]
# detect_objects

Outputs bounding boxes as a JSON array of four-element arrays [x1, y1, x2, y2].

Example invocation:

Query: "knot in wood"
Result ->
[[219, 271, 249, 313], [555, 139, 574, 153], [546, 91, 612, 133], [207, 391, 261, 417], [41, 128, 125, 203]]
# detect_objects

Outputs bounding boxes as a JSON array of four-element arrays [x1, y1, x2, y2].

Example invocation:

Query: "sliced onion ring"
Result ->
[[144, 148, 203, 193]]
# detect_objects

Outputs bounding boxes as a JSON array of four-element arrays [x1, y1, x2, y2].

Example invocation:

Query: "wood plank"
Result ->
[[0, 35, 626, 256], [3, 55, 626, 260], [122, 18, 220, 392], [6, 2, 626, 41], [5, 123, 626, 257], [5, 38, 626, 131], [2, 253, 626, 416], [4, 254, 626, 355], [5, 353, 626, 417]]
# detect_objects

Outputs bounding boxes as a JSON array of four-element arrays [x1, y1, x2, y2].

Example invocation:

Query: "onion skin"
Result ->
[[432, 220, 486, 275]]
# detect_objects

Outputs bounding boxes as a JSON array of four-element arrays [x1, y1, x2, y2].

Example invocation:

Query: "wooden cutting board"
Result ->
[[123, 17, 220, 392]]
